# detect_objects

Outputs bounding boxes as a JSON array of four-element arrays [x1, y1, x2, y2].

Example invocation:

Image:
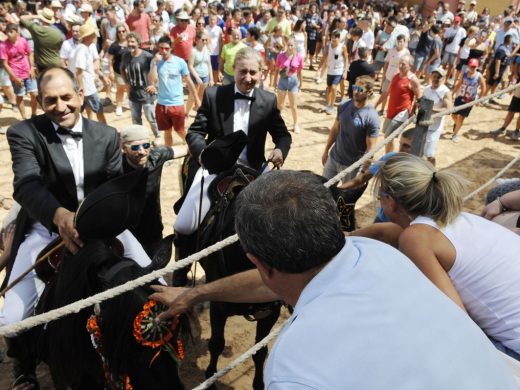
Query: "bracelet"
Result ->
[[497, 196, 509, 212]]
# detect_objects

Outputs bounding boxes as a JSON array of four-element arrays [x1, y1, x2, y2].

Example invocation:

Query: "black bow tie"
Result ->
[[234, 92, 255, 102], [57, 126, 83, 140]]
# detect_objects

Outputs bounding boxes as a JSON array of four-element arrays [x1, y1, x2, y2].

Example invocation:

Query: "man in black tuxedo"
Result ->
[[2, 67, 150, 385], [174, 47, 292, 237], [172, 47, 291, 286]]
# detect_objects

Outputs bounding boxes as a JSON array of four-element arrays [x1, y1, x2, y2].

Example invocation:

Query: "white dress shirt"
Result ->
[[53, 116, 85, 202], [233, 84, 253, 166]]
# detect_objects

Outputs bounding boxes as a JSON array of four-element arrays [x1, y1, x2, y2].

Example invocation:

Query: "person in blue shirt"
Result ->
[[148, 35, 200, 146]]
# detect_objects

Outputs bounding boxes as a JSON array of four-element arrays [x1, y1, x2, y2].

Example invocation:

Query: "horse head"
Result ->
[[40, 239, 188, 389]]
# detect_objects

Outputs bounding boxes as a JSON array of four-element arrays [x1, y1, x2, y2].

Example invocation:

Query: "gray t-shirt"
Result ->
[[330, 100, 380, 166], [121, 50, 155, 104]]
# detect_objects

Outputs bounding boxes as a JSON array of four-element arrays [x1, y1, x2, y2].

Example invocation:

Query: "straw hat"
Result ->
[[79, 3, 93, 13], [64, 13, 82, 24], [176, 11, 190, 20], [79, 22, 97, 40], [51, 0, 63, 8], [38, 8, 56, 24]]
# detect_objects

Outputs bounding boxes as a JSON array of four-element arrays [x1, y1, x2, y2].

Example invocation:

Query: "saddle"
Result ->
[[35, 238, 124, 284]]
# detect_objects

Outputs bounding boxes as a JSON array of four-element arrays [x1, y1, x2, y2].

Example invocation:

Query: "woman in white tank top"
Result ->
[[371, 153, 520, 360]]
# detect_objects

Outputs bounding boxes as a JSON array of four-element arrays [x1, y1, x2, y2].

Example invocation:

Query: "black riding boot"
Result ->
[[6, 333, 40, 389], [172, 232, 198, 287]]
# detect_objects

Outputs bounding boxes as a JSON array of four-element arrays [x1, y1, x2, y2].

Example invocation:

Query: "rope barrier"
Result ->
[[192, 324, 284, 390], [463, 153, 520, 201], [0, 81, 518, 357], [419, 83, 520, 126]]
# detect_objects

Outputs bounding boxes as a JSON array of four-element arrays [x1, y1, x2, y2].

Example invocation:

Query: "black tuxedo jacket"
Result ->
[[7, 115, 122, 234], [186, 83, 292, 171]]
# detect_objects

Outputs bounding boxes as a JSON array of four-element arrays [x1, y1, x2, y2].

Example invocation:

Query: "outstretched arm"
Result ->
[[151, 269, 279, 321]]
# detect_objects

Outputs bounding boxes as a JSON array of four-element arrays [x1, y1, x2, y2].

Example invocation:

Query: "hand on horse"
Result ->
[[53, 207, 84, 254], [268, 148, 284, 169], [150, 285, 194, 322]]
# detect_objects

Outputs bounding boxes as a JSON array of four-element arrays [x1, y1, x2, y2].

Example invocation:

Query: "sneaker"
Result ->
[[451, 134, 460, 143], [512, 130, 520, 140], [115, 106, 123, 116], [325, 105, 334, 115], [491, 127, 506, 136], [294, 124, 301, 134], [11, 104, 18, 113], [103, 97, 113, 107], [315, 77, 322, 84]]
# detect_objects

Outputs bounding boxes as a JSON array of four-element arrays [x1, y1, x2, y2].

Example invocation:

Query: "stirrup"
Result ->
[[12, 374, 40, 390]]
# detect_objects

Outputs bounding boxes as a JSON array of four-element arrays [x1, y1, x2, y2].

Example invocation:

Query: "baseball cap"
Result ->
[[468, 58, 479, 67], [431, 67, 446, 77], [504, 16, 514, 24], [470, 0, 477, 4], [120, 125, 150, 144]]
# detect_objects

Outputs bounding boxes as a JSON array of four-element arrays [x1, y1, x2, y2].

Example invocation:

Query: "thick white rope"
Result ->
[[0, 86, 515, 336], [463, 153, 520, 201], [192, 324, 284, 390], [420, 83, 520, 126], [0, 235, 239, 337]]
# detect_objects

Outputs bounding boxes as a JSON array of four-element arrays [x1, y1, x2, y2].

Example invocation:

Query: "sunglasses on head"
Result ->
[[352, 85, 367, 93], [128, 142, 151, 151]]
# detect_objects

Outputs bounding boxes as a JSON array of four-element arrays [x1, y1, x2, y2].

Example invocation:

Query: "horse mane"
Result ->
[[43, 240, 114, 385]]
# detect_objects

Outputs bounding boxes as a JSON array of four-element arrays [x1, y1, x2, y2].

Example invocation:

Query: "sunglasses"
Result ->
[[352, 85, 367, 93], [158, 46, 171, 51], [197, 22, 205, 25], [128, 142, 151, 151]]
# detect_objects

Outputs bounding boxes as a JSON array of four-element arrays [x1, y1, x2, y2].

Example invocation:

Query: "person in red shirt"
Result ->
[[379, 55, 422, 153], [126, 0, 151, 50], [169, 10, 195, 61]]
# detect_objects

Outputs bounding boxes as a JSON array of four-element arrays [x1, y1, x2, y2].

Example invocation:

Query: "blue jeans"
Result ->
[[129, 100, 159, 136]]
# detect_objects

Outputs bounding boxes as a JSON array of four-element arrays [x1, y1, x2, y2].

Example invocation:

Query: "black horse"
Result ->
[[175, 160, 362, 389], [35, 238, 189, 390]]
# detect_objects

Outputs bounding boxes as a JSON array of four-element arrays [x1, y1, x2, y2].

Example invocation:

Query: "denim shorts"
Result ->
[[442, 52, 457, 66], [327, 74, 342, 86], [83, 92, 104, 113], [0, 68, 11, 87], [414, 54, 427, 71], [278, 74, 299, 93], [13, 77, 37, 96], [190, 74, 210, 85]]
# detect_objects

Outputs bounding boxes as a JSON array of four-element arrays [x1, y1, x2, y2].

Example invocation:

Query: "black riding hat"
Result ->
[[74, 169, 148, 240]]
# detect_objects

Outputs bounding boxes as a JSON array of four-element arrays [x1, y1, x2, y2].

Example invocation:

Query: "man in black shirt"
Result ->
[[347, 47, 375, 99], [121, 125, 187, 256]]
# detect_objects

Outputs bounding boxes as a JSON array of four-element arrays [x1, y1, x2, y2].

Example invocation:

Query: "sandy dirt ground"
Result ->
[[0, 67, 519, 389]]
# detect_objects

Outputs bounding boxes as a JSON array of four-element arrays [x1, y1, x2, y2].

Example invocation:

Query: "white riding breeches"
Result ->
[[0, 223, 151, 334], [174, 167, 217, 236]]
